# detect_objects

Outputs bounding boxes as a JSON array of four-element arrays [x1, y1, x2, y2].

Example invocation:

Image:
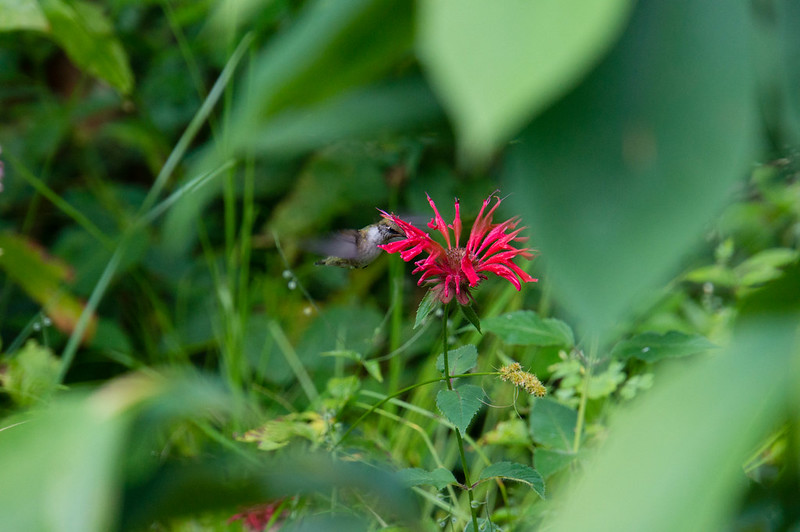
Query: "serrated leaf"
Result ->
[[436, 344, 478, 376], [414, 289, 440, 329], [436, 385, 484, 435], [529, 397, 577, 451], [418, 0, 632, 162], [478, 461, 545, 498], [482, 310, 574, 347], [611, 331, 716, 363], [39, 0, 134, 93], [460, 304, 481, 333], [396, 467, 457, 490]]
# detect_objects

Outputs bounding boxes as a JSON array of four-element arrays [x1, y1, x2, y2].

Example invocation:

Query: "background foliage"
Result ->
[[1, 0, 799, 531]]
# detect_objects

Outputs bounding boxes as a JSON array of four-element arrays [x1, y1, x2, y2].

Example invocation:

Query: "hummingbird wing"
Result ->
[[305, 229, 361, 259]]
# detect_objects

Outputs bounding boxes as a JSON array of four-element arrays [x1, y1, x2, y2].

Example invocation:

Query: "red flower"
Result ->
[[228, 500, 284, 531], [379, 192, 537, 305]]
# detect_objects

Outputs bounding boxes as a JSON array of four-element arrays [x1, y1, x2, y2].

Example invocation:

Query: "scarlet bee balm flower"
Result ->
[[379, 192, 537, 305]]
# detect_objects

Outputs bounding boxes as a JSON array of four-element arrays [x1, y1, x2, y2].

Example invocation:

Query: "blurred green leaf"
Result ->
[[418, 0, 632, 162], [547, 265, 800, 532], [0, 339, 61, 406], [414, 289, 440, 329], [0, 231, 97, 340], [478, 461, 545, 498], [529, 397, 577, 451], [38, 0, 134, 93], [534, 448, 578, 479], [482, 418, 530, 447], [482, 310, 574, 347], [506, 1, 757, 337], [436, 384, 484, 436], [237, 412, 326, 452], [0, 0, 48, 30], [397, 467, 456, 490], [735, 248, 799, 287], [436, 344, 478, 375], [230, 0, 413, 149], [611, 331, 716, 362], [460, 304, 481, 333], [246, 77, 443, 157]]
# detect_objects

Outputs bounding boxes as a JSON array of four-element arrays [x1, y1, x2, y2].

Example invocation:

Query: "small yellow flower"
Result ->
[[499, 362, 546, 397]]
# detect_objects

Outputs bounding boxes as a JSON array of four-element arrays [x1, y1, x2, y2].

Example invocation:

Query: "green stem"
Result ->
[[442, 303, 480, 531], [573, 336, 599, 453]]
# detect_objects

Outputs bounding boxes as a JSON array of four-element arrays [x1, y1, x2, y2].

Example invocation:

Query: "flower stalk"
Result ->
[[442, 303, 481, 532]]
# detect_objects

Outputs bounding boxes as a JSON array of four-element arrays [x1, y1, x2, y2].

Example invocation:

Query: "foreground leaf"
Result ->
[[418, 0, 632, 162], [506, 1, 756, 338]]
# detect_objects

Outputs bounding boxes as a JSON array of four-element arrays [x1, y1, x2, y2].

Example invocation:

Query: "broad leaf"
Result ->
[[436, 385, 484, 436], [482, 310, 574, 347], [506, 1, 756, 338], [529, 397, 577, 451], [396, 467, 456, 490], [611, 332, 716, 363], [418, 0, 632, 162], [436, 344, 478, 376], [478, 461, 545, 498]]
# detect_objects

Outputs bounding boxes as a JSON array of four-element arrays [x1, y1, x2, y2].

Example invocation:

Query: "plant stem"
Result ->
[[573, 335, 599, 453], [442, 303, 480, 531]]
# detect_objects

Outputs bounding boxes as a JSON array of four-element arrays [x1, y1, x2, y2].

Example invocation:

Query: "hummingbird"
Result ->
[[312, 218, 405, 269]]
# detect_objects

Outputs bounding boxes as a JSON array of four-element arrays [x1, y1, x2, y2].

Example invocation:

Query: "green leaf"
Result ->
[[231, 0, 413, 145], [414, 289, 440, 329], [482, 310, 574, 347], [0, 340, 62, 407], [547, 267, 800, 532], [362, 360, 383, 383], [460, 303, 482, 333], [529, 398, 577, 451], [38, 0, 134, 93], [0, 0, 48, 30], [436, 385, 484, 436], [611, 331, 716, 363], [478, 461, 545, 498], [506, 1, 757, 338], [436, 344, 478, 376], [535, 449, 578, 479], [418, 0, 633, 162], [734, 248, 799, 287], [237, 412, 326, 452], [0, 231, 97, 340], [396, 467, 457, 490]]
